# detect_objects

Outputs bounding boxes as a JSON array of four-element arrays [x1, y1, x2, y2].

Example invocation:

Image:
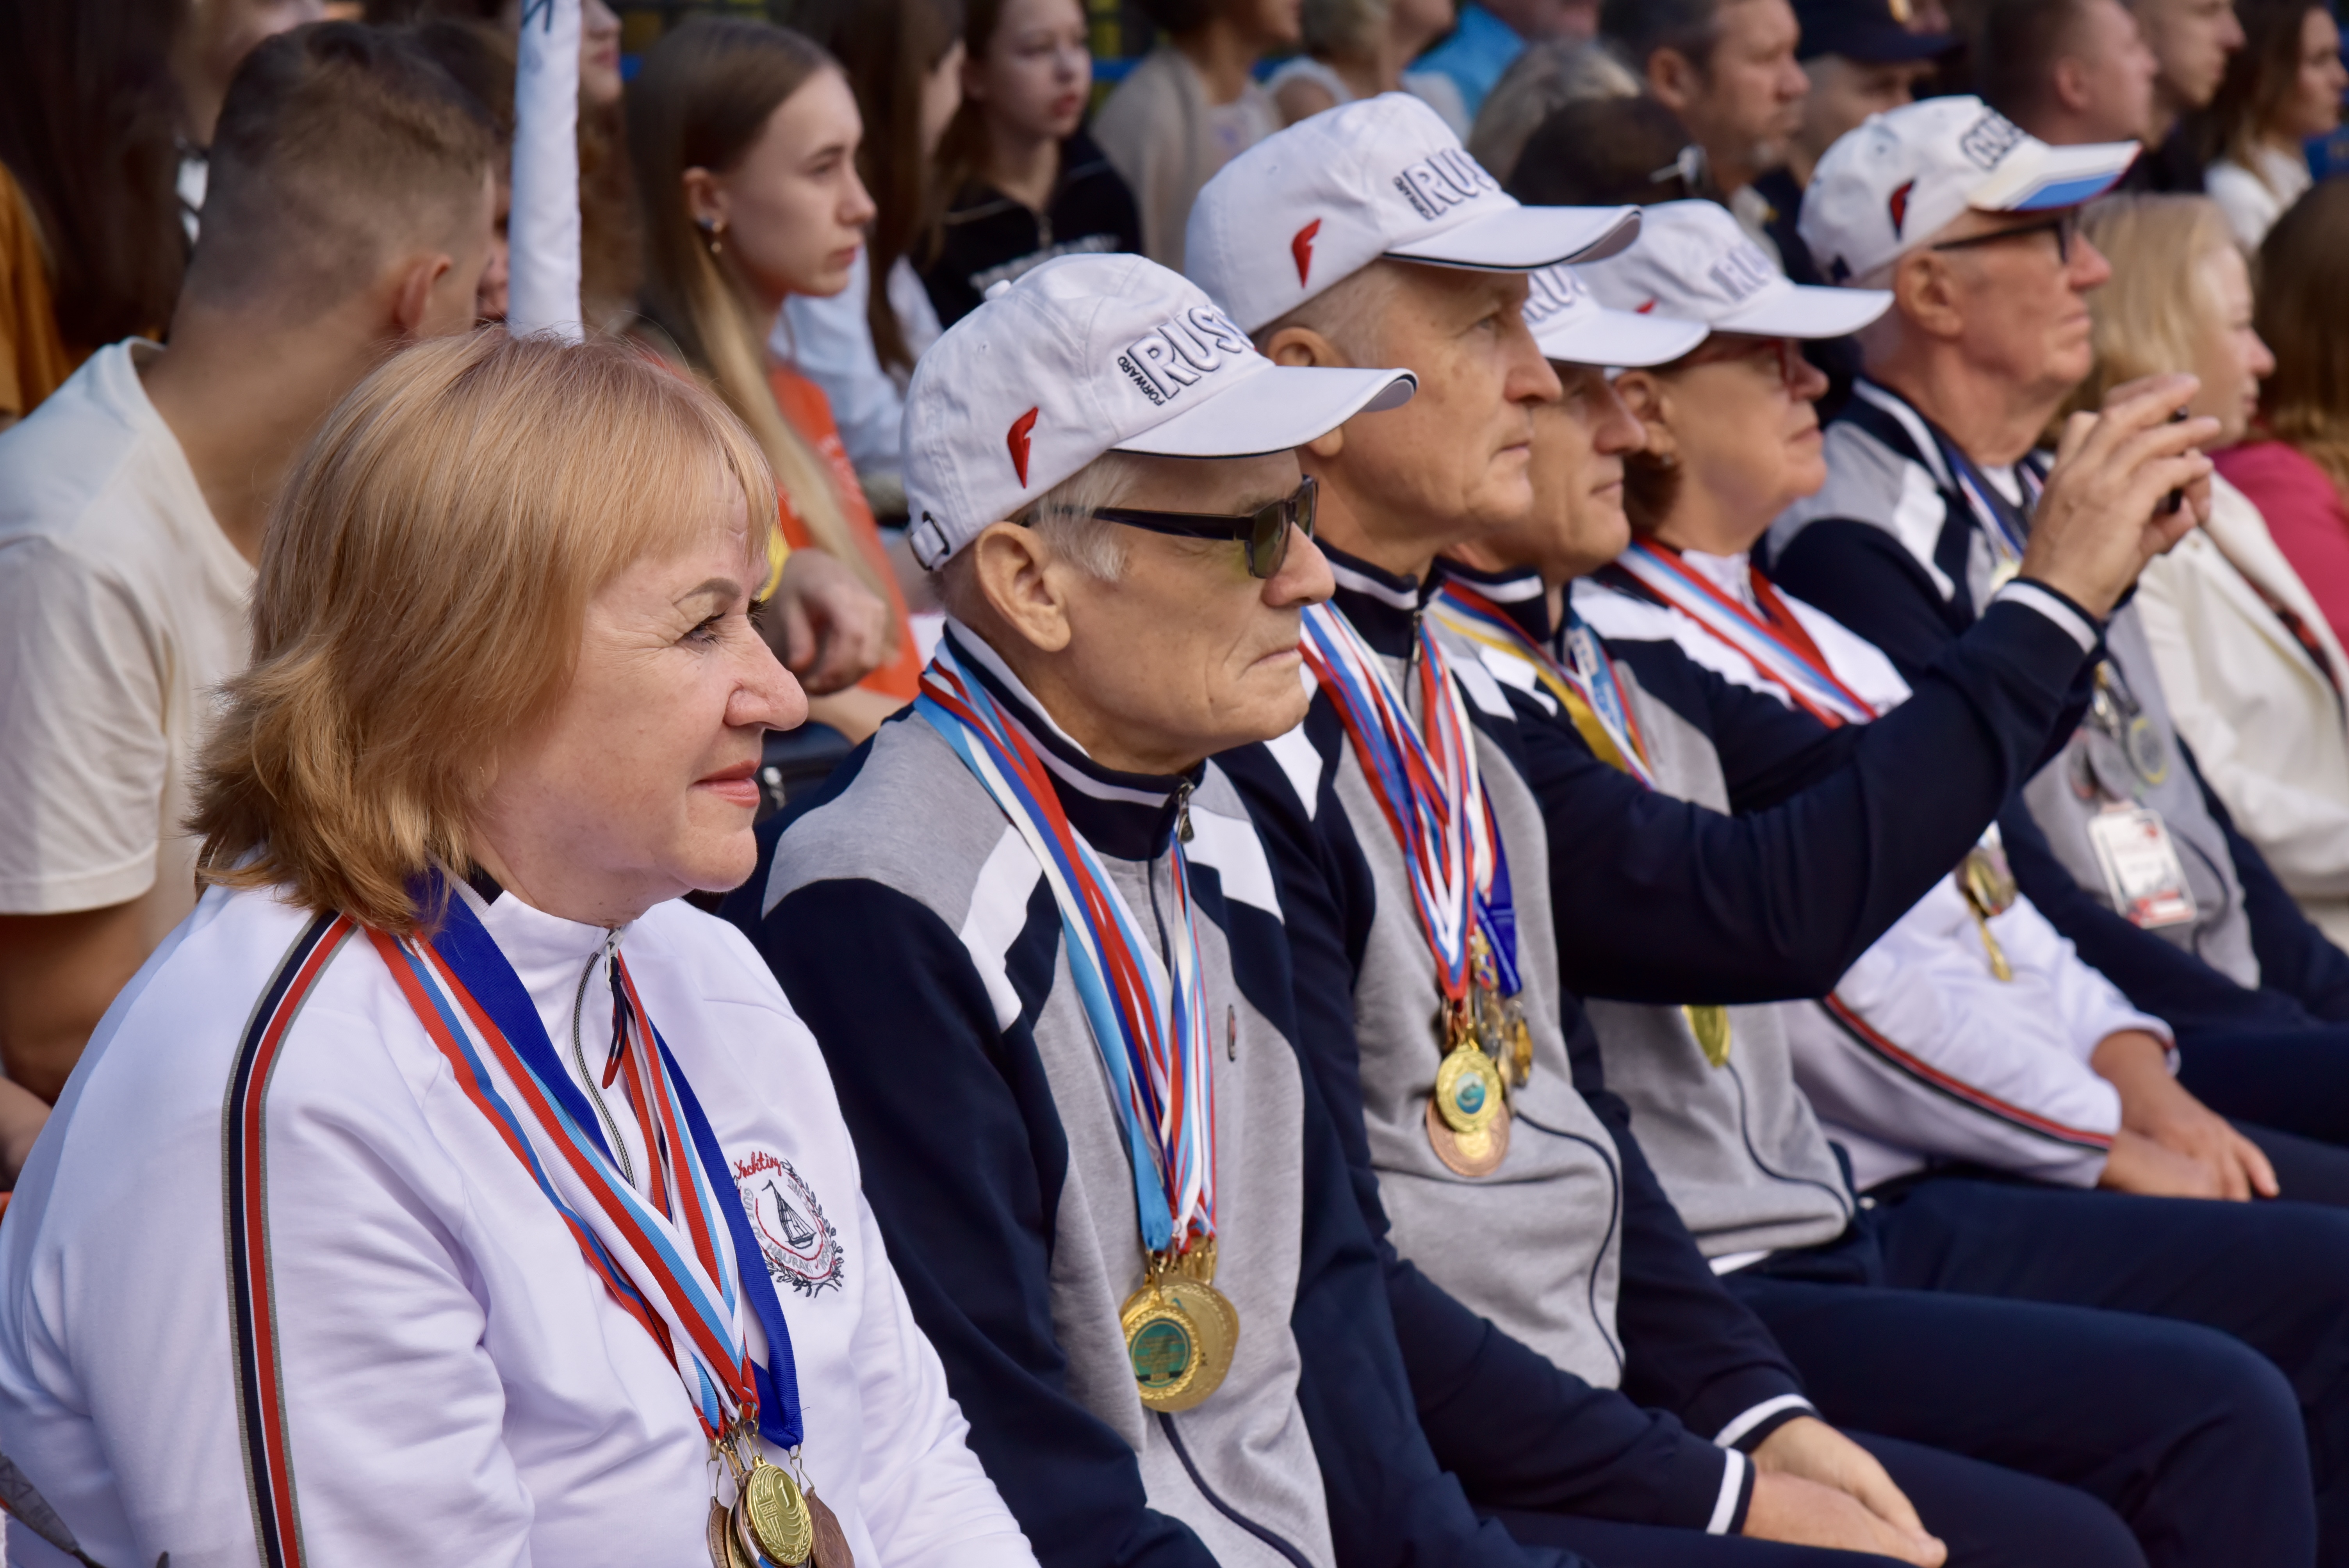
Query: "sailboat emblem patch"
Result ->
[[734, 1149, 846, 1295]]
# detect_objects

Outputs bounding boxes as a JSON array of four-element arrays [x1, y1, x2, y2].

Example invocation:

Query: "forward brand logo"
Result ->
[[1522, 265, 1590, 326], [1007, 406, 1039, 485], [1390, 146, 1498, 223], [1958, 110, 2026, 171], [1116, 305, 1254, 407], [1888, 177, 1916, 237], [1292, 218, 1322, 285], [1706, 243, 1777, 304]]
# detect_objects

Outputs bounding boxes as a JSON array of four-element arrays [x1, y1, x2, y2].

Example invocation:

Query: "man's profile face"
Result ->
[[1922, 207, 2114, 402], [1795, 54, 1936, 167], [1694, 0, 1811, 175], [2065, 0, 2162, 142], [2133, 0, 2245, 111]]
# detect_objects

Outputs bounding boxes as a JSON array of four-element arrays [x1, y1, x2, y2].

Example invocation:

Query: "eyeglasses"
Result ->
[[1928, 209, 2080, 265], [1679, 333, 1811, 392], [1093, 475, 1319, 579]]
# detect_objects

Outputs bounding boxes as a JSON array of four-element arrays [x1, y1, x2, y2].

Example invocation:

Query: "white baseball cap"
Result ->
[[901, 252, 1417, 569], [1522, 262, 1708, 367], [1576, 200, 1892, 339], [1799, 96, 2138, 286], [1185, 93, 1642, 334]]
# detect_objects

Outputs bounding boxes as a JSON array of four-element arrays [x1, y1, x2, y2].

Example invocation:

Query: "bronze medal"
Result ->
[[737, 1455, 816, 1566], [806, 1488, 855, 1568], [711, 1497, 747, 1568], [1682, 1004, 1732, 1069]]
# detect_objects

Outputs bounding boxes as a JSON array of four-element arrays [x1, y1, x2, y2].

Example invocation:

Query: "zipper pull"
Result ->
[[601, 935, 627, 1088], [1174, 781, 1194, 844]]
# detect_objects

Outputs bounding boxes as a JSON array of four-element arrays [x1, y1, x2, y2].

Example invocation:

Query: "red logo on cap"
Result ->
[[1636, 298, 1659, 314], [1291, 219, 1321, 286], [1007, 406, 1039, 486], [1887, 178, 1916, 238]]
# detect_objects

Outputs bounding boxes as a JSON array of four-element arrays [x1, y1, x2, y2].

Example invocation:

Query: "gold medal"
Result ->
[[1123, 1246, 1236, 1413], [734, 1454, 815, 1566], [1429, 992, 1511, 1176], [1683, 1004, 1732, 1069], [1957, 843, 2019, 982]]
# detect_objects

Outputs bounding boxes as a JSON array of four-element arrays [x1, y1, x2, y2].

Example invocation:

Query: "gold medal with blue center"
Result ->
[[1122, 1245, 1233, 1413]]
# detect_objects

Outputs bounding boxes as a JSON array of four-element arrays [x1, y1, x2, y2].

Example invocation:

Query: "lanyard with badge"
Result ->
[[1302, 599, 1533, 1175], [212, 881, 850, 1568], [914, 644, 1239, 1414], [2066, 657, 2199, 929]]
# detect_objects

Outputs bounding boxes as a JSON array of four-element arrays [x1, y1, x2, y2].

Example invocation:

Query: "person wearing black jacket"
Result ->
[[918, 0, 1142, 326], [1183, 96, 2244, 1565], [729, 253, 1561, 1568], [1768, 96, 2349, 1169]]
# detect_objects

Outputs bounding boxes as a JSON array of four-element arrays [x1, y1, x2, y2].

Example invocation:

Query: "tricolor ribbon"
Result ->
[[1434, 579, 1656, 787], [226, 892, 805, 1568], [916, 643, 1217, 1255], [1611, 542, 1879, 728], [1301, 599, 1517, 1002]]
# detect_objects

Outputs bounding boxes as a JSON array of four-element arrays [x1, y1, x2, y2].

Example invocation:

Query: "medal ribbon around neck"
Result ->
[[1301, 599, 1508, 1004], [915, 645, 1217, 1256], [1434, 580, 1656, 789], [1612, 543, 1878, 728], [369, 883, 803, 1452]]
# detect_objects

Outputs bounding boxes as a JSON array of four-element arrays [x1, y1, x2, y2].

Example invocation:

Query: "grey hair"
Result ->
[[1302, 0, 1390, 60], [1467, 39, 1641, 187], [1251, 261, 1405, 367], [931, 450, 1146, 620]]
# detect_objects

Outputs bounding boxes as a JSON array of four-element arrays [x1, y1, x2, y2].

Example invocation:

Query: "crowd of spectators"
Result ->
[[11, 0, 2349, 1563]]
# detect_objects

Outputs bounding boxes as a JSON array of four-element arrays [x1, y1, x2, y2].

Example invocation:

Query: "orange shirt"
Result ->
[[0, 163, 77, 421], [768, 361, 923, 703]]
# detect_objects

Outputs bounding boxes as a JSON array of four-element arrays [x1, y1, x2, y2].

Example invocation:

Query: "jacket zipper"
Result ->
[[1157, 1414, 1315, 1568], [569, 931, 634, 1188]]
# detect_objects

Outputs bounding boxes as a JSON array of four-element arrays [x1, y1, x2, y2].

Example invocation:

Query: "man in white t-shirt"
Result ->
[[0, 23, 499, 1116]]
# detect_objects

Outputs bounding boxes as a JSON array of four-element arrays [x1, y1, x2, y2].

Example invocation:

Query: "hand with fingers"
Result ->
[[762, 547, 893, 696], [1746, 1416, 1948, 1567], [2092, 1029, 2279, 1201], [2020, 373, 2221, 618]]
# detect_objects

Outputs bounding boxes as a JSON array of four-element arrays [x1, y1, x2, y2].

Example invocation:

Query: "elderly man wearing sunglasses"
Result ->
[[723, 253, 1618, 1568]]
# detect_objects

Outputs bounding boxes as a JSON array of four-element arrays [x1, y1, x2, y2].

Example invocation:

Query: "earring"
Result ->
[[697, 217, 725, 255], [1654, 451, 1679, 470]]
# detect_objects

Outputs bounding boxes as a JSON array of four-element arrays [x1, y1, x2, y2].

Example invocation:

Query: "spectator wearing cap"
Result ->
[[1453, 193, 2349, 1567], [1091, 0, 1299, 273], [1598, 0, 1810, 259], [721, 252, 1592, 1568], [1976, 0, 2163, 151], [1773, 100, 2349, 1380], [1185, 91, 2271, 1563], [1414, 0, 1601, 125], [1752, 0, 1954, 285]]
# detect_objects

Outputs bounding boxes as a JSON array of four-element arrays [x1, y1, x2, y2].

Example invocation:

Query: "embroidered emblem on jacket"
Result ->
[[735, 1149, 847, 1296]]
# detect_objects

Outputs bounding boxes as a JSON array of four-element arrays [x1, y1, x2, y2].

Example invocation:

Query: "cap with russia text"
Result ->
[[1576, 200, 1892, 340], [1184, 92, 1643, 335], [1799, 96, 2138, 287], [901, 252, 1417, 570]]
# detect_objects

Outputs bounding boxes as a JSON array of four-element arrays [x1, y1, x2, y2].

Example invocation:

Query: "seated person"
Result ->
[[0, 334, 1033, 1568], [1189, 94, 2293, 1565], [725, 253, 1582, 1568], [1768, 96, 2349, 1167], [2065, 194, 2349, 954]]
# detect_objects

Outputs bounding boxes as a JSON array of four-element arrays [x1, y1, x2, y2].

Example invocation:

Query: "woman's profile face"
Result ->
[[2188, 242, 2275, 447], [967, 0, 1092, 146], [687, 68, 879, 307], [474, 481, 805, 919], [1636, 335, 1831, 545], [2285, 5, 2347, 142]]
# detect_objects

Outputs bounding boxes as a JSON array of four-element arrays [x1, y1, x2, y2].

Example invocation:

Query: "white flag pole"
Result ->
[[508, 0, 584, 342]]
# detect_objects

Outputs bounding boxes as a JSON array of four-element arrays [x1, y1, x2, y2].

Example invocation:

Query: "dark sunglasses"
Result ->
[[1092, 474, 1319, 579], [1928, 208, 2080, 265]]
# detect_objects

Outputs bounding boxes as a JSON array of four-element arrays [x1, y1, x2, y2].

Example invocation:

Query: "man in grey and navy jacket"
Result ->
[[1180, 95, 2250, 1566], [729, 254, 1571, 1568]]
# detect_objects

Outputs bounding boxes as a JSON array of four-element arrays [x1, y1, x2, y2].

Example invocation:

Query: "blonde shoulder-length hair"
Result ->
[[2057, 194, 2239, 427], [191, 331, 776, 935]]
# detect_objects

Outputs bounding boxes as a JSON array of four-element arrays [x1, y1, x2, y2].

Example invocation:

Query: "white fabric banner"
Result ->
[[509, 0, 583, 342]]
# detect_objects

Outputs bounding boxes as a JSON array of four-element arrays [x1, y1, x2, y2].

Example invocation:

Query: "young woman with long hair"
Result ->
[[2202, 0, 2347, 249], [631, 16, 921, 740], [918, 0, 1143, 327]]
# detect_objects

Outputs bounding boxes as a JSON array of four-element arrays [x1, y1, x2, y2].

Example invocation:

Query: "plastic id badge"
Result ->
[[2085, 806, 2197, 929]]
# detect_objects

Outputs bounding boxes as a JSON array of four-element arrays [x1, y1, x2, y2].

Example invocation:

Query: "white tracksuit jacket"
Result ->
[[1576, 551, 2168, 1192], [0, 880, 1037, 1568]]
